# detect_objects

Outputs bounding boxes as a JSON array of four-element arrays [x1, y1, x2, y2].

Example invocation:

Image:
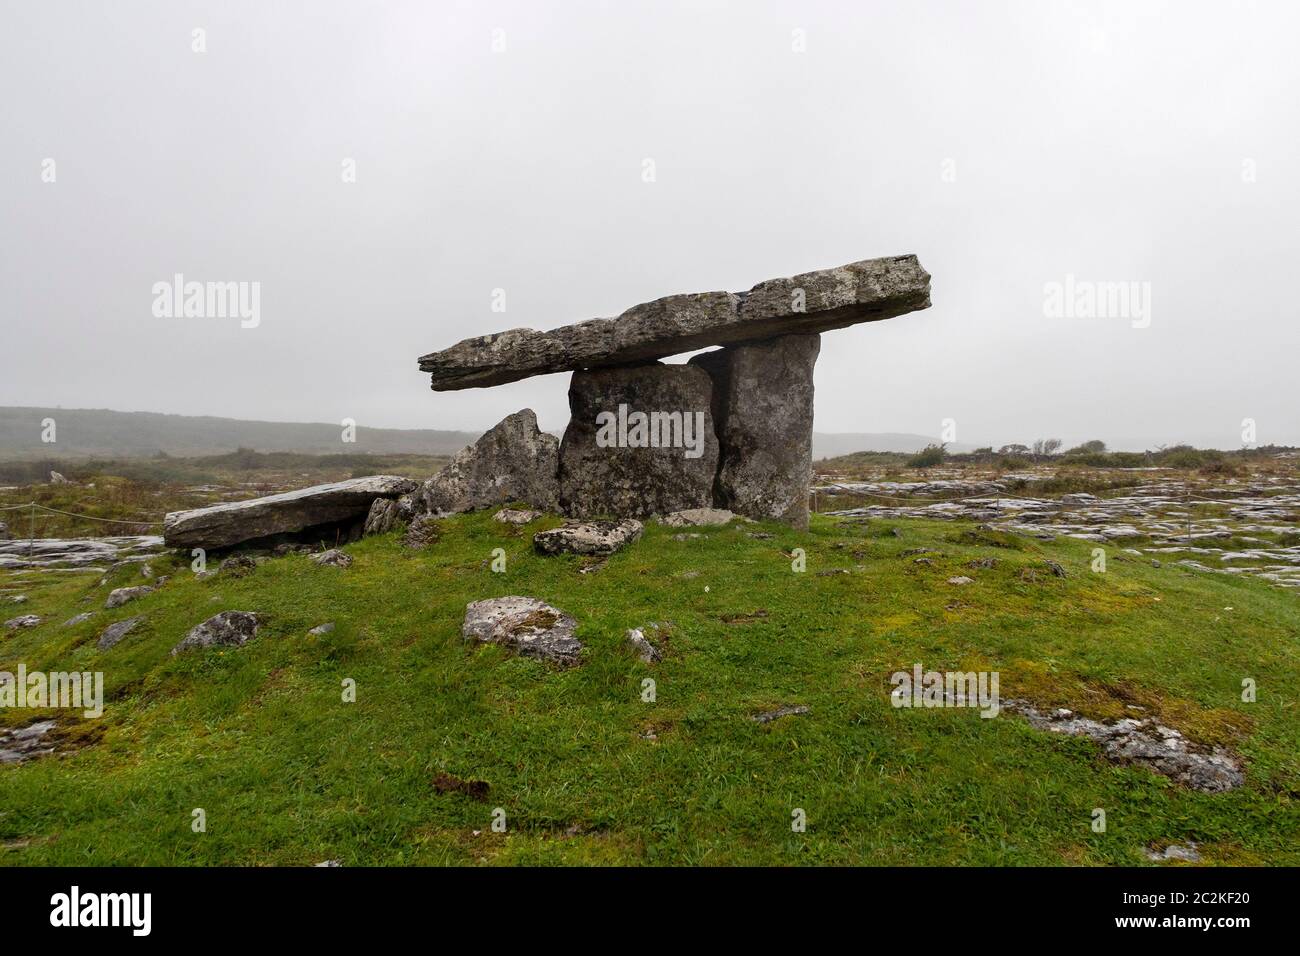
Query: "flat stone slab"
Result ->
[[462, 596, 582, 665], [163, 475, 418, 551], [419, 254, 930, 389]]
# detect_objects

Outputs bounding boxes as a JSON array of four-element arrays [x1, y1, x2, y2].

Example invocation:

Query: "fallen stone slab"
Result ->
[[162, 475, 418, 551], [558, 363, 718, 518], [534, 519, 644, 556], [97, 616, 143, 651], [461, 596, 582, 665], [171, 611, 262, 656], [419, 254, 930, 389], [690, 333, 820, 529], [659, 508, 737, 528], [413, 409, 559, 515]]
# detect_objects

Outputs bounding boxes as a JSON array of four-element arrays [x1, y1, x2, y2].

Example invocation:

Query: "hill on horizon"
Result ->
[[0, 407, 479, 460], [0, 406, 969, 462]]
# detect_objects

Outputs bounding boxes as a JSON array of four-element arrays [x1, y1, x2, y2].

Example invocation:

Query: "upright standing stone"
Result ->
[[689, 333, 820, 529], [558, 363, 719, 518]]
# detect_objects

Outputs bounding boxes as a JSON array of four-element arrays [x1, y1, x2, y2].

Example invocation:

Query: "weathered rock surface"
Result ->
[[163, 476, 417, 551], [308, 548, 353, 568], [98, 616, 142, 651], [105, 585, 154, 609], [63, 612, 95, 627], [690, 333, 820, 529], [493, 507, 543, 525], [0, 535, 163, 571], [558, 364, 718, 518], [402, 514, 441, 549], [363, 497, 405, 536], [414, 409, 559, 515], [534, 519, 644, 556], [660, 508, 737, 527], [0, 719, 58, 765], [1005, 700, 1244, 793], [461, 596, 582, 665], [171, 611, 262, 656], [4, 614, 41, 630], [419, 255, 930, 389]]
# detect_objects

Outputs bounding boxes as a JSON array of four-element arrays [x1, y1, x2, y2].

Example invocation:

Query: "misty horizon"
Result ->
[[4, 1, 1298, 449]]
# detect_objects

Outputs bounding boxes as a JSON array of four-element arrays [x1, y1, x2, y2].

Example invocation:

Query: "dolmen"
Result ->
[[417, 254, 931, 530], [161, 254, 930, 552]]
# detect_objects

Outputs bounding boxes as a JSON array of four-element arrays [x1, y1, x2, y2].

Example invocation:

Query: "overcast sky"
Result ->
[[2, 0, 1296, 450]]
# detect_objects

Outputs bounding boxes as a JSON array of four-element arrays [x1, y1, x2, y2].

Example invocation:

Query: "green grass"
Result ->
[[2, 512, 1298, 866]]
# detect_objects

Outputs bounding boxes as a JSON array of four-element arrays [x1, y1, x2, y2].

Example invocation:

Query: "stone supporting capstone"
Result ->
[[689, 333, 820, 529], [558, 363, 719, 518]]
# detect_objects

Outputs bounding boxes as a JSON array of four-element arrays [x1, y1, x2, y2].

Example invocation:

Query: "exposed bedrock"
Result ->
[[689, 333, 820, 529], [419, 255, 930, 390], [558, 363, 719, 518]]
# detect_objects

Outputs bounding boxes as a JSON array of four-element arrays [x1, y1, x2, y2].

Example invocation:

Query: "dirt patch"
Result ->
[[432, 771, 491, 801]]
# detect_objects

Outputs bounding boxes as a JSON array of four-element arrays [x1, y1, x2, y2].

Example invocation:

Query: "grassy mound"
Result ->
[[2, 512, 1297, 865]]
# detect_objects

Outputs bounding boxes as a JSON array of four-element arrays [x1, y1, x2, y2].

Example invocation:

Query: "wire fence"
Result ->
[[0, 501, 163, 559]]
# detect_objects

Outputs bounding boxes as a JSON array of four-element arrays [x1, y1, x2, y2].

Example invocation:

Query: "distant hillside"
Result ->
[[0, 407, 975, 462], [0, 407, 478, 459]]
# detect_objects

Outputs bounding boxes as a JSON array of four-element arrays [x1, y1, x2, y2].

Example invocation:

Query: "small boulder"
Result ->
[[98, 616, 143, 651], [63, 612, 95, 627], [947, 576, 974, 586], [171, 611, 261, 656], [4, 615, 41, 630], [308, 549, 353, 568], [105, 585, 154, 609], [660, 508, 737, 528], [534, 519, 643, 557], [49, 471, 71, 484], [308, 622, 335, 636], [462, 596, 581, 665]]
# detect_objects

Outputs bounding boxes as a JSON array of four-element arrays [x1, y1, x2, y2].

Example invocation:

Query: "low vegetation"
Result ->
[[2, 509, 1297, 865]]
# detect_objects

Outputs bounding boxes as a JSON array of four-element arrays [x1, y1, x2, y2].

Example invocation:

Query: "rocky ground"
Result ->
[[816, 466, 1300, 591]]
